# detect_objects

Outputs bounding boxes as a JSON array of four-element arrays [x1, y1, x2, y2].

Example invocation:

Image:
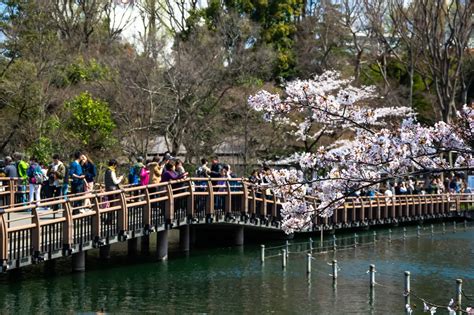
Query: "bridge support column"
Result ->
[[233, 226, 244, 246], [156, 230, 168, 261], [100, 245, 111, 260], [72, 251, 85, 272], [179, 225, 190, 252], [141, 235, 150, 254], [128, 238, 138, 256]]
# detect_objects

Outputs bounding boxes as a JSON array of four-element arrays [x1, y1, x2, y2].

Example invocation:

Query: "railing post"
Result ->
[[118, 190, 129, 232], [206, 179, 215, 217], [143, 187, 152, 227], [249, 186, 256, 216], [63, 200, 74, 250], [0, 210, 8, 268], [8, 179, 14, 207], [225, 180, 232, 214], [165, 184, 175, 226], [242, 181, 249, 214], [31, 207, 41, 260], [272, 190, 278, 218], [186, 180, 195, 219], [262, 187, 268, 217]]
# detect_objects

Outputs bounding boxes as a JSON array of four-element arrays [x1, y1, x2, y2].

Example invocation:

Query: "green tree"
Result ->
[[64, 92, 116, 153], [199, 0, 303, 78]]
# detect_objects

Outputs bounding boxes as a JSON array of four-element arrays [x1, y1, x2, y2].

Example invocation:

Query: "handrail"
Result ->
[[0, 177, 472, 268]]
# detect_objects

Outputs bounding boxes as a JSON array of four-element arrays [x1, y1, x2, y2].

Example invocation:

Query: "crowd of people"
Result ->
[[2, 152, 96, 206], [1, 151, 472, 207], [350, 174, 471, 200]]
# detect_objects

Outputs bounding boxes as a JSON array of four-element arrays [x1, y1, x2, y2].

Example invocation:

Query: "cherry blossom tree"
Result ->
[[248, 71, 474, 234]]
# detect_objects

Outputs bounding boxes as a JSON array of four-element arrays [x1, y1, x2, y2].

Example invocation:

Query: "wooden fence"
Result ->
[[0, 177, 472, 271]]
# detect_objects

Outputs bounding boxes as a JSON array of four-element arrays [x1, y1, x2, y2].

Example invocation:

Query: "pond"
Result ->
[[0, 223, 473, 314]]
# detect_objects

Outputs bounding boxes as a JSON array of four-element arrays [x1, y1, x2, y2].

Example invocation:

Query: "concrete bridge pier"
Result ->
[[179, 225, 190, 252], [141, 235, 150, 254], [128, 238, 138, 256], [233, 226, 244, 246], [156, 230, 168, 261], [100, 245, 111, 260], [72, 251, 86, 272]]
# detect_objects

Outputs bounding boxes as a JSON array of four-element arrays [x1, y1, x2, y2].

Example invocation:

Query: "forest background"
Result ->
[[0, 0, 472, 174]]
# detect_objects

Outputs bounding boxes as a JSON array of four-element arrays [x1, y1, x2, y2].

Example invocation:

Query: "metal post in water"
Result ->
[[306, 253, 311, 275], [464, 220, 468, 230], [354, 233, 358, 248], [369, 264, 375, 288], [443, 222, 446, 234], [332, 260, 338, 280], [403, 227, 407, 240], [282, 249, 287, 269], [309, 237, 313, 252], [453, 221, 457, 233], [373, 231, 377, 243], [430, 224, 434, 237], [417, 226, 421, 239], [456, 279, 462, 310], [404, 271, 411, 307], [332, 235, 337, 251], [286, 240, 289, 257], [388, 229, 392, 243], [260, 245, 265, 264], [320, 227, 324, 248]]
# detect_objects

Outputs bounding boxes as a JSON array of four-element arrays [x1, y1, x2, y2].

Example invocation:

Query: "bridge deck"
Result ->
[[0, 177, 473, 271]]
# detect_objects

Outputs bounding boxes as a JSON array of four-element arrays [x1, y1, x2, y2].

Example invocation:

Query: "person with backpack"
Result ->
[[27, 157, 44, 205], [128, 156, 144, 186]]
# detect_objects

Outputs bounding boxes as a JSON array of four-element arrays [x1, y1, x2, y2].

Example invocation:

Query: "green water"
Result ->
[[0, 224, 473, 314]]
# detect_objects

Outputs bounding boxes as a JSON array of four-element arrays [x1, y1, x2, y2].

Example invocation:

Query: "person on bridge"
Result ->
[[46, 154, 66, 200], [128, 157, 144, 186], [4, 156, 18, 178], [27, 157, 44, 206], [147, 156, 162, 185], [69, 151, 85, 195], [161, 161, 187, 183], [81, 154, 97, 192], [209, 157, 222, 178], [13, 152, 28, 205], [104, 159, 123, 192]]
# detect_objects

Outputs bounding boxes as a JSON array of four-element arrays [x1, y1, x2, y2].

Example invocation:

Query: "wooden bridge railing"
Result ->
[[0, 177, 472, 271]]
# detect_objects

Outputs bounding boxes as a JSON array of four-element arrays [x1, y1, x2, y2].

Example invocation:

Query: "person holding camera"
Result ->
[[47, 154, 66, 201]]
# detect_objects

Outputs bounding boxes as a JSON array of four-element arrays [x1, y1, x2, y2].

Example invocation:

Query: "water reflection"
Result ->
[[0, 225, 471, 313]]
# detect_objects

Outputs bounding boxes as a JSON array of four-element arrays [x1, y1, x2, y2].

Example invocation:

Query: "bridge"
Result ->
[[0, 177, 472, 272]]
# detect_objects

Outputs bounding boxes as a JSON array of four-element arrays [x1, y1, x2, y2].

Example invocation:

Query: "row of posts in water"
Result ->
[[259, 220, 470, 313], [260, 220, 468, 264]]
